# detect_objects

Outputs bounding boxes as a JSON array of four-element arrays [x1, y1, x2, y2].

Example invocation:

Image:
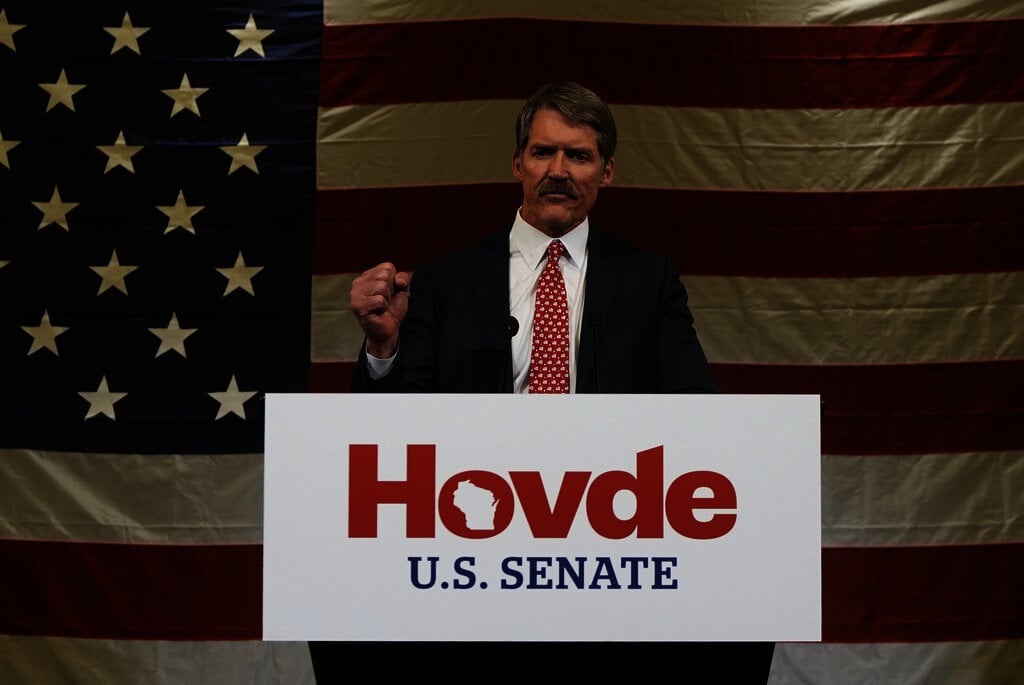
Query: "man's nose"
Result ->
[[547, 151, 569, 177]]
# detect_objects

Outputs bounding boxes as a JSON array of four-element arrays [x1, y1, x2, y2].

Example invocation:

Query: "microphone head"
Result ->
[[508, 316, 520, 337]]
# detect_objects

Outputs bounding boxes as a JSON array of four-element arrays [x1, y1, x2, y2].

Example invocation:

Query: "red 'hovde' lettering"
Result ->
[[348, 444, 436, 537], [347, 444, 737, 540]]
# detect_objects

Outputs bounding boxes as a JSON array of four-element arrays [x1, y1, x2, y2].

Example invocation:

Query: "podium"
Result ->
[[264, 394, 820, 643]]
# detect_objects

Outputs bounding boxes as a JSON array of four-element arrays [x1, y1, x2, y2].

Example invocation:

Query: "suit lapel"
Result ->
[[468, 230, 513, 391], [578, 230, 622, 393]]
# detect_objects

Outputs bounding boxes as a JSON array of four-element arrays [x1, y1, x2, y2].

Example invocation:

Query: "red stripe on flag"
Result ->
[[310, 360, 1024, 455], [823, 543, 1024, 642], [320, 19, 1024, 108], [0, 539, 261, 640], [314, 184, 520, 274], [597, 186, 1024, 278], [311, 360, 355, 394], [314, 184, 1024, 277], [714, 360, 1023, 455], [3, 536, 1021, 642]]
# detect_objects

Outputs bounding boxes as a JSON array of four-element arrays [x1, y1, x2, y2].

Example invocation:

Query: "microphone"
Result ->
[[502, 316, 520, 393]]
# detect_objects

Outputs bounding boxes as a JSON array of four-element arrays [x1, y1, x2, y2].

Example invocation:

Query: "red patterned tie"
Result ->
[[528, 240, 570, 393]]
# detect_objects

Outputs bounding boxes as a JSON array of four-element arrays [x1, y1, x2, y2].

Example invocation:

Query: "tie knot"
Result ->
[[547, 239, 565, 264]]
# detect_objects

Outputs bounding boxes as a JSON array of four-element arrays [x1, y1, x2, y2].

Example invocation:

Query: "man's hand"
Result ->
[[350, 262, 410, 358]]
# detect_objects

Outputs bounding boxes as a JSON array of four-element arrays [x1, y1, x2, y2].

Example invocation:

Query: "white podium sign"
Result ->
[[263, 394, 820, 642]]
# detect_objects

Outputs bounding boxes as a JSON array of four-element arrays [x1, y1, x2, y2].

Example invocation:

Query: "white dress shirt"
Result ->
[[509, 211, 588, 393]]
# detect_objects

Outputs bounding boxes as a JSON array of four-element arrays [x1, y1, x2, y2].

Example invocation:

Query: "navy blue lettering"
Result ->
[[653, 557, 678, 589], [555, 557, 587, 589], [527, 557, 553, 589], [620, 556, 650, 589], [500, 556, 524, 588], [453, 556, 477, 589], [588, 556, 622, 589], [408, 556, 439, 589]]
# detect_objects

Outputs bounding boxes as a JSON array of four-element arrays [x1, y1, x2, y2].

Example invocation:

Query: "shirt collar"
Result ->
[[510, 210, 589, 270]]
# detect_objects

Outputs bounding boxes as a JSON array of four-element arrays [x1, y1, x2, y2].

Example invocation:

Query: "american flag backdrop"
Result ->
[[2, 0, 1024, 682]]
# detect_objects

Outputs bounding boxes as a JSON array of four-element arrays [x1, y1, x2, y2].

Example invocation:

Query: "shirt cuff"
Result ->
[[365, 346, 397, 380]]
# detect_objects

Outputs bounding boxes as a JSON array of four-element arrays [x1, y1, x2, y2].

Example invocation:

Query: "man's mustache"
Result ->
[[538, 179, 579, 199]]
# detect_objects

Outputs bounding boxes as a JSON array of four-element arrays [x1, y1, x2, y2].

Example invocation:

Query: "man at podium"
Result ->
[[313, 81, 773, 683], [349, 81, 717, 396]]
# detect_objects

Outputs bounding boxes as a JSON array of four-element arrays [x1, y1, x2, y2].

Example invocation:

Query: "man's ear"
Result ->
[[512, 152, 524, 181], [601, 157, 615, 186]]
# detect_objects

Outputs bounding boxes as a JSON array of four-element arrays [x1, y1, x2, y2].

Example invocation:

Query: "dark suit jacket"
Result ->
[[351, 228, 717, 394]]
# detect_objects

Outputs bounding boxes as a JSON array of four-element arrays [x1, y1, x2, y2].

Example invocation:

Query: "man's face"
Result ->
[[513, 109, 614, 237]]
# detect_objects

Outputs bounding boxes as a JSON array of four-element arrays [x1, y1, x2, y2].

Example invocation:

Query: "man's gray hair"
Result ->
[[514, 81, 617, 165]]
